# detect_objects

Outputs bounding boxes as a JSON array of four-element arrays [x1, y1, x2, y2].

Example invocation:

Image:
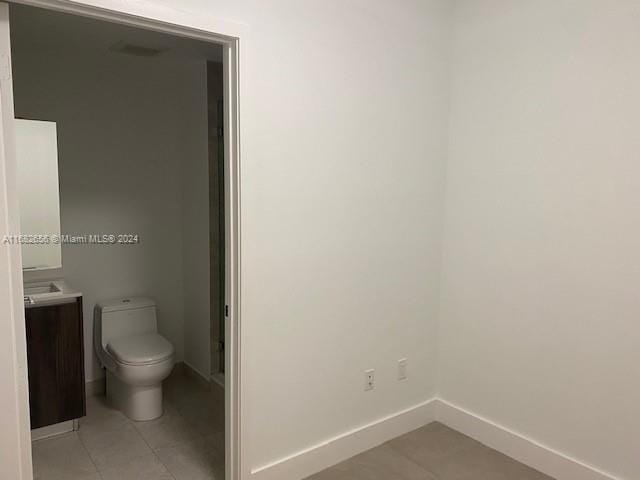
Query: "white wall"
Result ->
[[13, 36, 211, 382], [440, 1, 640, 479], [0, 5, 32, 479], [181, 68, 212, 379], [158, 0, 451, 475], [5, 1, 638, 480]]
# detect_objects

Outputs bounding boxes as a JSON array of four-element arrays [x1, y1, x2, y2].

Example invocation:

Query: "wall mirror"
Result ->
[[15, 118, 62, 270]]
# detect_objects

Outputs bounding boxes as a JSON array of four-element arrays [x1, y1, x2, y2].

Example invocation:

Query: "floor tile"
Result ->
[[387, 422, 481, 469], [309, 422, 556, 480], [99, 453, 174, 480], [205, 430, 225, 455], [81, 395, 128, 429], [427, 443, 554, 480], [32, 370, 225, 480], [156, 438, 225, 480], [42, 475, 102, 480], [307, 444, 436, 480], [31, 433, 98, 480], [170, 393, 224, 436], [164, 372, 208, 404], [165, 371, 224, 435], [78, 419, 152, 470], [133, 404, 203, 450]]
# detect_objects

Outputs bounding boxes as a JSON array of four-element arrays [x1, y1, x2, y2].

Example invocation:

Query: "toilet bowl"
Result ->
[[95, 298, 175, 421]]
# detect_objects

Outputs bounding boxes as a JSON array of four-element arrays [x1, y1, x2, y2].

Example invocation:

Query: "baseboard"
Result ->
[[182, 361, 213, 391], [434, 399, 621, 480], [211, 372, 225, 389], [31, 420, 76, 442], [250, 398, 438, 480], [85, 377, 105, 397], [84, 369, 618, 480]]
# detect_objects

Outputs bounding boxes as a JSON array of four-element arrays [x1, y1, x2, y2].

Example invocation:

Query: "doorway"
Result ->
[[0, 1, 242, 479]]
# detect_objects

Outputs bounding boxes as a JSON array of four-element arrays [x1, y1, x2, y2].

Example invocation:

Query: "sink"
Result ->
[[23, 280, 81, 307], [24, 282, 62, 296]]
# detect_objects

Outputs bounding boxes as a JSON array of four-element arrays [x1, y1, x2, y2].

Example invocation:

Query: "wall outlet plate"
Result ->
[[365, 369, 375, 391], [398, 358, 408, 380]]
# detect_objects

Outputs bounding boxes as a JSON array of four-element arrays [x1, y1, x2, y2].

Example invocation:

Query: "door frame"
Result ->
[[0, 1, 245, 479]]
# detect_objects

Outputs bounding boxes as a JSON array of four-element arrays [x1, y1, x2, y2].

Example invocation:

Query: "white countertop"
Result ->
[[24, 279, 82, 308]]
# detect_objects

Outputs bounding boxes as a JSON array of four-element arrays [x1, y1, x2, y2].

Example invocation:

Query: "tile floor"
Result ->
[[306, 422, 555, 480], [33, 376, 553, 480], [31, 369, 225, 480]]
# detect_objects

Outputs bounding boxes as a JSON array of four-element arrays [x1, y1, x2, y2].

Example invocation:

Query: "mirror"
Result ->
[[15, 119, 62, 270]]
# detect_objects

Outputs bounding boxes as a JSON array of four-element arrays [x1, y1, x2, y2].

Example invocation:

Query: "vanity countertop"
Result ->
[[24, 279, 82, 308]]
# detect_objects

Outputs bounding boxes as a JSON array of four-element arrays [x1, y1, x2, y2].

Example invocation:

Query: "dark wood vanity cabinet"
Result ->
[[25, 298, 86, 429]]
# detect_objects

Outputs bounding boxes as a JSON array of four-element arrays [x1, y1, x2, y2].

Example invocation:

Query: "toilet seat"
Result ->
[[107, 333, 174, 366]]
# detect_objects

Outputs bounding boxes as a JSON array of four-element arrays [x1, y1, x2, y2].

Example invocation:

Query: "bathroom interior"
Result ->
[[12, 3, 227, 479]]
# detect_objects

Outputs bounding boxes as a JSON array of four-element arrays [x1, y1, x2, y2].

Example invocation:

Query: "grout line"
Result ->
[[126, 397, 179, 480], [82, 395, 160, 476], [80, 371, 221, 480], [129, 414, 157, 457], [385, 438, 443, 480], [152, 449, 178, 480], [74, 428, 103, 479], [143, 403, 179, 480]]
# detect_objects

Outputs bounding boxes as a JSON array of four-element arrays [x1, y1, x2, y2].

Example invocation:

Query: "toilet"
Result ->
[[94, 297, 175, 421]]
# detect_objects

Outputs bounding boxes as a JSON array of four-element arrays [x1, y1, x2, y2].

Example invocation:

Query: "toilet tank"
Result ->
[[96, 297, 158, 349]]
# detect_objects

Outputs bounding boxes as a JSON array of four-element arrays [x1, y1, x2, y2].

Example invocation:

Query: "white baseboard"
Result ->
[[248, 397, 622, 480], [250, 398, 438, 480], [211, 372, 225, 389], [31, 420, 76, 442], [85, 377, 105, 397], [434, 399, 621, 480], [182, 361, 212, 390]]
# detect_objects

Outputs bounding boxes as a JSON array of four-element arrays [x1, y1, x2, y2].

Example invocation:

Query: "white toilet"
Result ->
[[95, 297, 175, 421]]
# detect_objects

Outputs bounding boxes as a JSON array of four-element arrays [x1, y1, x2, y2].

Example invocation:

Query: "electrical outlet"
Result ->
[[398, 358, 408, 380], [364, 369, 375, 391]]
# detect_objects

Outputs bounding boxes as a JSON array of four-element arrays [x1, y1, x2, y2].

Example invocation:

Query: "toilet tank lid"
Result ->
[[98, 297, 156, 313]]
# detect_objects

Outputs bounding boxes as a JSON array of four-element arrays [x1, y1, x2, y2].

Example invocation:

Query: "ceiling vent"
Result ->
[[110, 41, 168, 57]]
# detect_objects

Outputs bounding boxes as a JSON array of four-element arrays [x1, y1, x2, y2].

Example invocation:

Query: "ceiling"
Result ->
[[9, 3, 223, 63]]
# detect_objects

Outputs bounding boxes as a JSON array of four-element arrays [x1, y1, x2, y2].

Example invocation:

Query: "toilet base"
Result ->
[[106, 371, 163, 421]]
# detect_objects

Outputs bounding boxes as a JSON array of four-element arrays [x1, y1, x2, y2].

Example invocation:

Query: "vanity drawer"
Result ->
[[25, 298, 86, 429]]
